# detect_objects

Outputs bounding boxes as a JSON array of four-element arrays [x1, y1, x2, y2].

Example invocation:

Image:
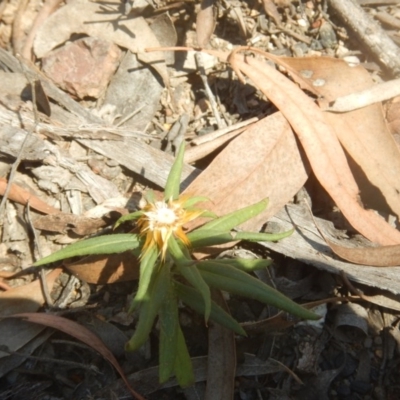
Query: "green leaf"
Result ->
[[234, 229, 294, 242], [126, 263, 170, 352], [164, 142, 185, 201], [201, 258, 273, 272], [194, 199, 268, 233], [145, 189, 155, 204], [114, 211, 144, 229], [175, 281, 246, 336], [174, 325, 194, 387], [167, 233, 191, 263], [129, 246, 159, 313], [159, 284, 179, 383], [177, 263, 211, 323], [187, 227, 292, 250], [187, 230, 237, 248], [34, 234, 140, 266], [197, 262, 319, 321], [168, 236, 212, 323]]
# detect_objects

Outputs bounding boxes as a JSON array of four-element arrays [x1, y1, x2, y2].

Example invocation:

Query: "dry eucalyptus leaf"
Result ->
[[183, 112, 308, 232], [324, 238, 400, 267], [283, 56, 400, 221], [230, 53, 400, 245]]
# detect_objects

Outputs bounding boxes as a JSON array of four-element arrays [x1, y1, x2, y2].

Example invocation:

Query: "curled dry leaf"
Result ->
[[228, 50, 400, 245]]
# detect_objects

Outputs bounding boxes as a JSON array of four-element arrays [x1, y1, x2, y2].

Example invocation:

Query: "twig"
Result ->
[[328, 0, 400, 76], [191, 116, 258, 145], [185, 127, 245, 163], [25, 202, 54, 307], [195, 52, 226, 129]]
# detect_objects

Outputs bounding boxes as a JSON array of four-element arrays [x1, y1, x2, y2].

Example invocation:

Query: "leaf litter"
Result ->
[[2, 0, 400, 398]]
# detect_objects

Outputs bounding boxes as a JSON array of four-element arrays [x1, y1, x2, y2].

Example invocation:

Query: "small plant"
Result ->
[[35, 143, 319, 386]]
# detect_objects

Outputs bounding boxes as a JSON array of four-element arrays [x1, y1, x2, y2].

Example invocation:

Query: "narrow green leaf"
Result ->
[[175, 281, 246, 336], [129, 246, 159, 313], [187, 230, 236, 248], [194, 199, 268, 233], [234, 229, 294, 242], [177, 263, 211, 323], [168, 236, 212, 323], [34, 234, 140, 266], [197, 262, 319, 321], [187, 226, 292, 250], [159, 284, 180, 383], [164, 142, 185, 201], [114, 211, 144, 229], [167, 233, 191, 263], [145, 189, 155, 204], [201, 258, 273, 272], [126, 263, 170, 352], [174, 325, 194, 387]]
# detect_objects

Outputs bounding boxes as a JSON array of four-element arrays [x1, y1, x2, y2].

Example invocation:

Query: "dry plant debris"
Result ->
[[2, 0, 400, 398]]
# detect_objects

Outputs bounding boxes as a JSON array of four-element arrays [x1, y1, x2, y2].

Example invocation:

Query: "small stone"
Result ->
[[42, 36, 121, 99]]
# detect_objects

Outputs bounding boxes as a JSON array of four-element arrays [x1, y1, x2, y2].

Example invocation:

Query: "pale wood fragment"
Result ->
[[259, 203, 400, 295]]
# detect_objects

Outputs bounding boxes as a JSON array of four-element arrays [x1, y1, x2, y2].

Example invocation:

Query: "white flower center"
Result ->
[[146, 201, 178, 228]]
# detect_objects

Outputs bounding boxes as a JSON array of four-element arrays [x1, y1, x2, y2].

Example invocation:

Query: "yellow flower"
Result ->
[[137, 196, 203, 260]]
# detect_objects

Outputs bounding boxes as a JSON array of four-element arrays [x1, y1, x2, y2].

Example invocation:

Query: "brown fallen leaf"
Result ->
[[5, 313, 144, 400], [0, 268, 61, 317], [228, 50, 400, 245], [64, 252, 139, 284], [183, 112, 308, 232], [325, 239, 400, 267], [0, 178, 59, 215], [282, 56, 400, 220]]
